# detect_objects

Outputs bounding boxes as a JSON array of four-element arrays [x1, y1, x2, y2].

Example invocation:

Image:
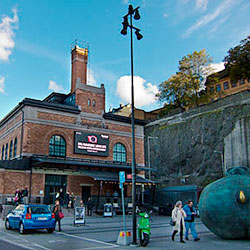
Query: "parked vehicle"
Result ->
[[138, 210, 152, 247], [5, 204, 56, 234]]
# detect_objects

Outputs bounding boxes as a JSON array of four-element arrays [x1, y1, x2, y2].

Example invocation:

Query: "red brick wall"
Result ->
[[31, 173, 45, 195], [22, 122, 145, 165], [2, 171, 29, 194], [38, 112, 76, 124], [75, 89, 105, 115], [67, 175, 98, 196], [71, 47, 88, 93], [0, 113, 22, 159]]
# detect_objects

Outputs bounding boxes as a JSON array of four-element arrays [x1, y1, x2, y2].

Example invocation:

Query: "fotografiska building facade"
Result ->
[[0, 41, 151, 205]]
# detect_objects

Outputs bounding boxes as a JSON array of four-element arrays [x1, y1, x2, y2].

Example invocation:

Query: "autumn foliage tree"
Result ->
[[157, 49, 214, 110]]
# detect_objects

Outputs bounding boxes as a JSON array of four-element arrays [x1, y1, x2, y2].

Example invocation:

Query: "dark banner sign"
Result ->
[[74, 131, 109, 156]]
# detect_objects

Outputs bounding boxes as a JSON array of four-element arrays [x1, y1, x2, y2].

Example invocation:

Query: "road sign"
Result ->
[[119, 171, 125, 184]]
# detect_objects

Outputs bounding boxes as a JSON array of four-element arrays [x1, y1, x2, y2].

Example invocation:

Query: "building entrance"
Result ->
[[82, 186, 91, 203], [45, 174, 67, 204]]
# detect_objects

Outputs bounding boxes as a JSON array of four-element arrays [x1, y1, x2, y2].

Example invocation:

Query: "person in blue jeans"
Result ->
[[183, 200, 200, 241]]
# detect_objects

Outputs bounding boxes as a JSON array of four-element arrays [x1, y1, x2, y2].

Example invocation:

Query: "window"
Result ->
[[216, 84, 221, 92], [92, 99, 96, 107], [88, 99, 91, 106], [1, 145, 4, 160], [240, 79, 245, 85], [210, 87, 214, 93], [5, 143, 8, 160], [13, 138, 17, 157], [223, 82, 229, 90], [9, 140, 13, 159], [113, 143, 126, 162], [231, 80, 237, 88], [49, 135, 66, 157]]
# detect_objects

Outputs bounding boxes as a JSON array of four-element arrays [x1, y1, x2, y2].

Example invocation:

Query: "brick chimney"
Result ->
[[71, 41, 88, 93]]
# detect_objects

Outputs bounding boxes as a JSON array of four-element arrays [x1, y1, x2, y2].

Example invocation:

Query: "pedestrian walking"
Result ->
[[59, 188, 64, 206], [87, 197, 93, 216], [183, 200, 200, 241], [70, 192, 75, 208], [53, 200, 62, 231], [22, 187, 29, 204], [65, 191, 70, 208], [171, 200, 186, 243]]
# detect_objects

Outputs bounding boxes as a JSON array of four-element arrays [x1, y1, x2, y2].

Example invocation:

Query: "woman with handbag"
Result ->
[[53, 199, 63, 231], [171, 200, 186, 243]]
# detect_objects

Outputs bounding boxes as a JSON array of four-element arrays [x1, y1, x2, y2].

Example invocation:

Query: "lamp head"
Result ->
[[121, 27, 127, 35], [134, 9, 140, 20], [135, 30, 143, 40]]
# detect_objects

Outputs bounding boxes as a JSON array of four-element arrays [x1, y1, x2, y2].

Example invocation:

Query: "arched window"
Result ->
[[113, 143, 126, 162], [49, 135, 66, 157], [92, 99, 96, 107], [13, 138, 17, 157], [9, 140, 13, 159], [88, 99, 91, 106], [1, 145, 4, 160], [5, 143, 8, 160]]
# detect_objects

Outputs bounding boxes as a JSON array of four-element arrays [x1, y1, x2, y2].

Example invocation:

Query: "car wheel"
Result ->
[[5, 219, 11, 230], [47, 228, 54, 233], [19, 222, 25, 234]]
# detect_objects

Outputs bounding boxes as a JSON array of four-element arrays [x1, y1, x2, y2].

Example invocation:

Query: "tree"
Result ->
[[224, 36, 250, 81], [157, 72, 191, 111], [157, 49, 214, 110]]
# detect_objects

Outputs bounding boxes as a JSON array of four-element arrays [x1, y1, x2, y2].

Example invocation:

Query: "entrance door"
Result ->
[[45, 174, 67, 204], [82, 186, 91, 203]]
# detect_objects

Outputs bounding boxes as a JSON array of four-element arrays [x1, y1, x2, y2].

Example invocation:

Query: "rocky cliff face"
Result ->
[[145, 91, 250, 188]]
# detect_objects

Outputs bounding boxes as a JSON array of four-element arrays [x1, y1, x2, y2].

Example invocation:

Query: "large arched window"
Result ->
[[49, 135, 66, 157], [13, 138, 17, 157], [1, 145, 4, 160], [113, 143, 126, 162], [5, 143, 8, 160], [9, 140, 13, 159]]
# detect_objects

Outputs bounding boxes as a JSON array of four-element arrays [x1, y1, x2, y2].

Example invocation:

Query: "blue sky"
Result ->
[[0, 0, 250, 120]]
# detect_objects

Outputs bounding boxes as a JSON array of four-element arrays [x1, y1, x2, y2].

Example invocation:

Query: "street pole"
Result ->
[[120, 5, 143, 245], [130, 11, 137, 246]]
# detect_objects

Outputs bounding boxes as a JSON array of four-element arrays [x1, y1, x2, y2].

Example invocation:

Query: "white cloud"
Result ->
[[196, 0, 208, 10], [87, 69, 97, 86], [0, 9, 18, 61], [0, 76, 6, 93], [210, 62, 225, 73], [184, 0, 235, 37], [48, 80, 66, 93], [116, 75, 159, 107]]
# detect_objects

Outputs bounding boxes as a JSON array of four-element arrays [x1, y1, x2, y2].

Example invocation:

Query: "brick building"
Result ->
[[0, 41, 151, 207], [207, 69, 250, 100]]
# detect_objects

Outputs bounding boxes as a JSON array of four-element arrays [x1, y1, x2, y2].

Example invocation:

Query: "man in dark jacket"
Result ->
[[183, 200, 200, 241], [87, 197, 93, 216]]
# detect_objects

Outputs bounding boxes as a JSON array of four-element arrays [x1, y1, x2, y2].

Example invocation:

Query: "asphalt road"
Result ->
[[1, 215, 250, 250]]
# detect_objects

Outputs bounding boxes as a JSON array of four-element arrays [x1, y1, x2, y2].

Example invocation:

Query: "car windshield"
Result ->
[[29, 206, 51, 214]]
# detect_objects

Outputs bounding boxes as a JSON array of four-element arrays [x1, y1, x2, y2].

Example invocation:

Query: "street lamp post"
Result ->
[[120, 4, 143, 245]]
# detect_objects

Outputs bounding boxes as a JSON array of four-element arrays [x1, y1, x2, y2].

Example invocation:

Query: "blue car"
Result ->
[[5, 204, 56, 234]]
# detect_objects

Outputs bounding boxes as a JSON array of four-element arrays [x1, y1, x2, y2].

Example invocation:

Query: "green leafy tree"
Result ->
[[224, 36, 250, 81], [157, 49, 214, 110], [157, 72, 191, 111]]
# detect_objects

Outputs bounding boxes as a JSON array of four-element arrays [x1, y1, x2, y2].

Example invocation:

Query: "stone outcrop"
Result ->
[[145, 90, 250, 188]]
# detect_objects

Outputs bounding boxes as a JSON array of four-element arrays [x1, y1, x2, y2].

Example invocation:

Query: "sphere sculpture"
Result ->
[[199, 166, 250, 239]]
